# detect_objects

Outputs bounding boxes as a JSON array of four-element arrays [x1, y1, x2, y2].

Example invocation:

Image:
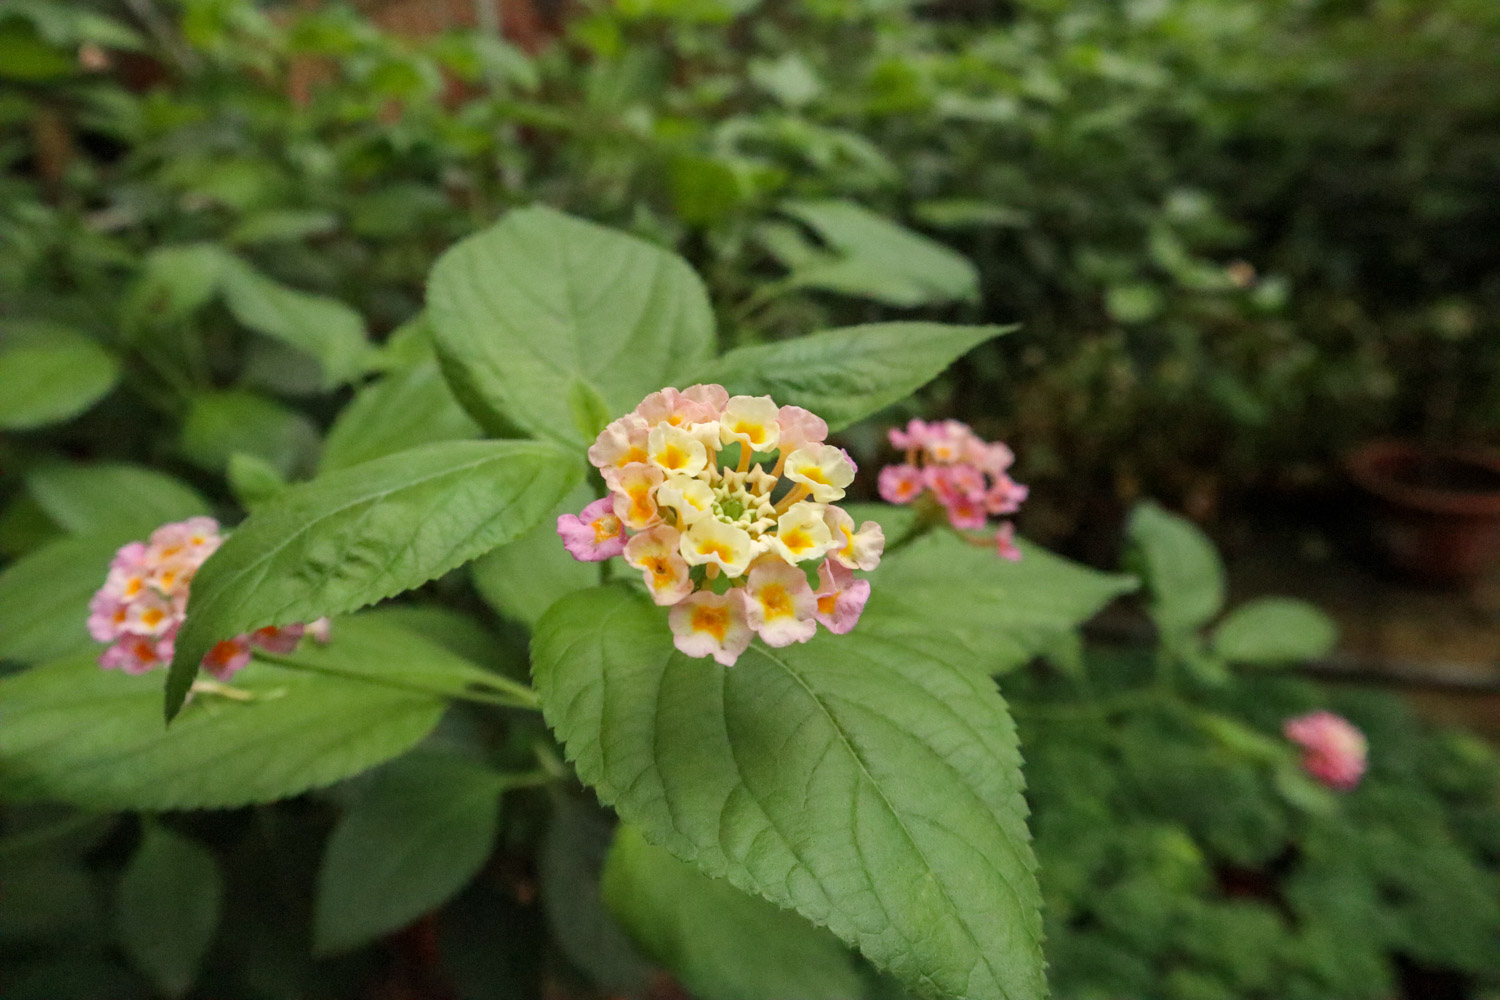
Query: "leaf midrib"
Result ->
[[749, 641, 1026, 1000], [186, 444, 550, 644]]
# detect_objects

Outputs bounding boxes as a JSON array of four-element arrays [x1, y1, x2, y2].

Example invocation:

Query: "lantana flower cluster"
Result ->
[[88, 517, 327, 680], [878, 418, 1029, 561], [558, 384, 884, 666], [1284, 711, 1368, 791]]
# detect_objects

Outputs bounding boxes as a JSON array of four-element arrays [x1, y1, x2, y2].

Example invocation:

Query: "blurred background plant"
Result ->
[[5, 0, 1498, 550], [2, 0, 1499, 997]]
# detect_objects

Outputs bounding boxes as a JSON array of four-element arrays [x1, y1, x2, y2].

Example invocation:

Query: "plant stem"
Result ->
[[250, 652, 541, 711], [498, 769, 553, 792]]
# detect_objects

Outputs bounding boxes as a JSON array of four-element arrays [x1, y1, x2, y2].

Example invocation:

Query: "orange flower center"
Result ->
[[691, 604, 730, 641], [760, 584, 793, 618], [592, 514, 621, 543]]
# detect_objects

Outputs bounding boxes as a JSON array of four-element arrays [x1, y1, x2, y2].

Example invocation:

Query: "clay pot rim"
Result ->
[[1346, 439, 1500, 517]]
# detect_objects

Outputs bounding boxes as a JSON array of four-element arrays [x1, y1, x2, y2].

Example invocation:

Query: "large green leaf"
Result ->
[[220, 260, 371, 388], [320, 359, 480, 473], [1211, 598, 1338, 666], [166, 440, 580, 718], [115, 825, 223, 998], [867, 525, 1137, 674], [772, 200, 980, 307], [427, 205, 716, 444], [0, 531, 137, 664], [471, 483, 600, 629], [533, 585, 1047, 1000], [604, 824, 861, 1000], [26, 463, 211, 537], [314, 753, 503, 954], [700, 324, 1010, 432], [0, 616, 467, 810], [1125, 501, 1226, 640], [0, 327, 119, 429]]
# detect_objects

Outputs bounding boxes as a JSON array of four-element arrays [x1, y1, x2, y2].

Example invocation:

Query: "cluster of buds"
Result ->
[[1284, 711, 1368, 791], [558, 385, 884, 666], [88, 517, 327, 680], [878, 418, 1029, 560]]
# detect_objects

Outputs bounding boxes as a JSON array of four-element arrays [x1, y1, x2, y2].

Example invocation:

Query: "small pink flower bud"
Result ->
[[1284, 711, 1368, 791]]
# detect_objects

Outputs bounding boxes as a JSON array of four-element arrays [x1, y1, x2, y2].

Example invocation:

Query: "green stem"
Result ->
[[730, 276, 797, 327], [498, 769, 553, 792], [883, 500, 945, 556], [250, 652, 541, 711], [1013, 688, 1167, 723]]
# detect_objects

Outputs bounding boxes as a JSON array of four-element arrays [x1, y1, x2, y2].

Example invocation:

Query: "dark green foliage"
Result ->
[[1012, 655, 1500, 1000]]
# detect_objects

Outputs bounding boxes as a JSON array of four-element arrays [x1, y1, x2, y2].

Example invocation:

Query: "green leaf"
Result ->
[[604, 824, 861, 1000], [179, 390, 321, 478], [428, 205, 716, 444], [0, 856, 98, 937], [913, 200, 1031, 231], [0, 327, 119, 429], [121, 244, 235, 334], [1104, 283, 1163, 324], [314, 753, 503, 954], [471, 483, 600, 629], [700, 324, 1010, 433], [26, 463, 210, 537], [228, 209, 339, 247], [226, 452, 287, 511], [775, 200, 979, 307], [0, 20, 76, 81], [220, 261, 371, 389], [1125, 501, 1226, 639], [0, 616, 464, 810], [0, 531, 135, 664], [321, 359, 481, 473], [533, 585, 1048, 1000], [115, 825, 223, 998], [166, 439, 580, 718], [539, 797, 656, 996], [1211, 598, 1338, 666], [866, 523, 1136, 674]]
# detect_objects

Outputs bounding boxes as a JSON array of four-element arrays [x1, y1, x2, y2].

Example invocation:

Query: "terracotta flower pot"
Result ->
[[1346, 439, 1500, 583]]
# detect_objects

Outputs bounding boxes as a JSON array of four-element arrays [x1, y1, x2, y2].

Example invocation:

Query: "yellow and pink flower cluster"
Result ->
[[879, 418, 1028, 561], [88, 517, 327, 680], [558, 385, 884, 666]]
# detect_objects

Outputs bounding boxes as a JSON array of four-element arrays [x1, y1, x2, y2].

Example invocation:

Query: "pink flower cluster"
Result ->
[[557, 384, 883, 667], [88, 517, 327, 680], [878, 419, 1028, 560], [1284, 711, 1368, 791]]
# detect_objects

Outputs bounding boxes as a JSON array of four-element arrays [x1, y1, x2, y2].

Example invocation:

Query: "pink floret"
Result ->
[[995, 522, 1022, 562], [814, 560, 870, 635], [878, 465, 925, 505], [557, 497, 628, 562], [250, 624, 305, 655]]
